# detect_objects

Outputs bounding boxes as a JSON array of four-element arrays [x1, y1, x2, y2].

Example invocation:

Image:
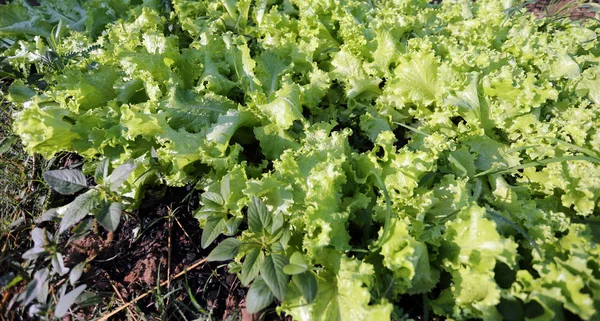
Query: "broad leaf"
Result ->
[[241, 247, 264, 286], [224, 217, 242, 236], [0, 136, 17, 155], [221, 174, 231, 202], [248, 196, 271, 234], [194, 208, 223, 220], [260, 254, 289, 301], [96, 202, 122, 232], [206, 238, 241, 261], [31, 227, 47, 248], [107, 162, 137, 192], [55, 285, 87, 318], [283, 252, 308, 275], [202, 192, 225, 207], [35, 208, 59, 223], [68, 219, 94, 244], [271, 211, 284, 235], [21, 268, 49, 306], [43, 169, 87, 195], [59, 190, 99, 234], [69, 262, 86, 286], [293, 271, 318, 303], [201, 216, 227, 249], [246, 276, 274, 314], [94, 158, 109, 184], [51, 253, 70, 276]]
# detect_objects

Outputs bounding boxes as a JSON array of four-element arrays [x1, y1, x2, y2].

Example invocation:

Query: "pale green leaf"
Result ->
[[55, 285, 87, 318]]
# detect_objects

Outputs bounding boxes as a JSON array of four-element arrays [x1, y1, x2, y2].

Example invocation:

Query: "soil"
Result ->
[[528, 0, 599, 19], [61, 186, 288, 321]]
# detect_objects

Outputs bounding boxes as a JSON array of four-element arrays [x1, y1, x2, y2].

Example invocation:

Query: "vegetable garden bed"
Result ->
[[1, 0, 600, 320]]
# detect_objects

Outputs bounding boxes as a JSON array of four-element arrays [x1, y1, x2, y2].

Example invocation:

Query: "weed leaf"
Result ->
[[260, 254, 289, 301], [202, 192, 225, 207], [0, 136, 17, 155], [246, 276, 274, 314], [241, 247, 264, 286], [94, 158, 109, 184], [224, 217, 242, 236], [96, 202, 122, 232], [201, 216, 227, 248], [248, 196, 271, 234], [51, 252, 70, 276], [107, 162, 137, 191], [43, 169, 87, 195], [21, 268, 49, 306], [36, 208, 59, 223], [220, 173, 231, 202], [59, 190, 99, 234], [271, 211, 284, 235], [55, 285, 87, 318], [69, 262, 86, 286], [293, 271, 318, 303], [206, 238, 241, 261], [283, 252, 308, 275]]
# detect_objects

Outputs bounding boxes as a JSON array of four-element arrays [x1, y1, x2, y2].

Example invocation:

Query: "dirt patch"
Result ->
[[528, 0, 600, 19], [60, 187, 287, 320]]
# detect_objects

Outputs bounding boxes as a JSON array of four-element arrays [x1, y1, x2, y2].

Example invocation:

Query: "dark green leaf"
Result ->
[[228, 261, 242, 274], [293, 272, 318, 304], [241, 247, 264, 286], [0, 136, 17, 155], [248, 196, 271, 234], [43, 169, 87, 195], [0, 4, 52, 37], [278, 229, 292, 249], [194, 208, 223, 220], [55, 285, 87, 318], [7, 81, 35, 103], [68, 219, 94, 244], [283, 252, 308, 275], [75, 292, 103, 307], [96, 202, 122, 232], [224, 217, 242, 236], [35, 208, 59, 223], [94, 158, 109, 184], [260, 254, 289, 301], [107, 162, 137, 191], [271, 211, 284, 235], [246, 276, 274, 314], [202, 192, 225, 207], [201, 216, 227, 249], [59, 190, 99, 234], [206, 238, 241, 261]]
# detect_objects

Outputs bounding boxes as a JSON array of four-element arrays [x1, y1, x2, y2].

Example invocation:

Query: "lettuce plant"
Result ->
[[3, 0, 600, 320]]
